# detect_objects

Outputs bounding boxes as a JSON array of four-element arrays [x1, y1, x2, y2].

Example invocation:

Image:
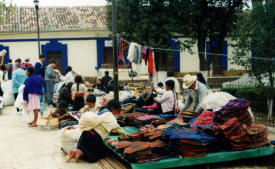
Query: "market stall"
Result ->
[[105, 127, 274, 169], [101, 97, 274, 169]]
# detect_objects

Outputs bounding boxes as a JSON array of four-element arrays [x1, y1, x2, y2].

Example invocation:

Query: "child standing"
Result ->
[[72, 76, 87, 111], [24, 67, 43, 127]]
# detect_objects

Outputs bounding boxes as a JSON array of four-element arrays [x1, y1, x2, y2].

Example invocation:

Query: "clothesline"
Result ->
[[120, 37, 275, 61]]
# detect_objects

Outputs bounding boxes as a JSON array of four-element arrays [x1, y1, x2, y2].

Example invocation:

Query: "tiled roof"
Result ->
[[0, 7, 107, 33]]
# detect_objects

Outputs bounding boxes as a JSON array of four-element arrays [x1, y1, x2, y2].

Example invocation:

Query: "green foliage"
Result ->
[[221, 87, 275, 102], [106, 1, 248, 71], [0, 1, 14, 24], [230, 2, 275, 89], [106, 0, 176, 49], [221, 87, 275, 112]]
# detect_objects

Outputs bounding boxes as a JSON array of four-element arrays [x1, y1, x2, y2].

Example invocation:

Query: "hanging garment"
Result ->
[[128, 43, 142, 64], [142, 47, 149, 65], [148, 48, 154, 75], [127, 43, 138, 62], [119, 38, 127, 62]]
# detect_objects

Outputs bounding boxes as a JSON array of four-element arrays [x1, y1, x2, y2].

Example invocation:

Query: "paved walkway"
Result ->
[[1, 106, 275, 169], [0, 106, 102, 169]]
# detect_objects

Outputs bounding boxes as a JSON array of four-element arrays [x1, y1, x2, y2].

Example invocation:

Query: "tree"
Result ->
[[172, 0, 248, 75], [106, 0, 247, 75], [230, 1, 275, 119], [106, 0, 178, 71], [0, 2, 13, 24]]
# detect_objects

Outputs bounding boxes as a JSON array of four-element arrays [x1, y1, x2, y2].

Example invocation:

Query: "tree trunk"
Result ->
[[197, 27, 208, 71], [267, 70, 274, 120], [267, 98, 273, 120]]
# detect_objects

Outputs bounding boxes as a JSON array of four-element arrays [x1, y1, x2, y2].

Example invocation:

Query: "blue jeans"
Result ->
[[45, 80, 54, 104]]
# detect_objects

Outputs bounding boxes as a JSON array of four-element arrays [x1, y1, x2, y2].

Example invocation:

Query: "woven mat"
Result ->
[[98, 155, 128, 169]]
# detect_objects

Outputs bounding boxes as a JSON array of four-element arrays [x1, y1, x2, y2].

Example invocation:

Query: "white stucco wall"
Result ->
[[0, 41, 47, 64], [62, 40, 97, 76], [0, 31, 108, 76], [178, 38, 248, 72], [178, 38, 200, 72]]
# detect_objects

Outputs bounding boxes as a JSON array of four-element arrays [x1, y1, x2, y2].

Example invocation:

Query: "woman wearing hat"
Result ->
[[181, 74, 209, 114]]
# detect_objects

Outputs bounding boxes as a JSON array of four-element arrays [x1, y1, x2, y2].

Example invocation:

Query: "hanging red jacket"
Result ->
[[119, 38, 126, 62], [148, 48, 154, 75]]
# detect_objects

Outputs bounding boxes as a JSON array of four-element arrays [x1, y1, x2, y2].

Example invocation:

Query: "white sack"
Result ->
[[2, 80, 15, 106], [58, 125, 82, 153]]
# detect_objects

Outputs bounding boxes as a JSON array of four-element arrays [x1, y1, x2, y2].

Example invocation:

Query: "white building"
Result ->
[[0, 6, 244, 77], [0, 6, 113, 76]]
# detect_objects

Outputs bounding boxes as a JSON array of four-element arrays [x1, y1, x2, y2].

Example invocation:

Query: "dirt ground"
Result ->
[[0, 106, 275, 169]]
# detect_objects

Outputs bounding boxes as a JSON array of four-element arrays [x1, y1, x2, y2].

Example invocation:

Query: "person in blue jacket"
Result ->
[[34, 55, 45, 78], [24, 67, 43, 127]]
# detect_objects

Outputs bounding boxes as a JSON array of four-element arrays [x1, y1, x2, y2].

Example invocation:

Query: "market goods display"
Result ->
[[105, 98, 272, 167]]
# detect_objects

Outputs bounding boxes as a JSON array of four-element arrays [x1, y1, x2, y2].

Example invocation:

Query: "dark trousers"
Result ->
[[45, 80, 54, 104], [14, 93, 19, 112]]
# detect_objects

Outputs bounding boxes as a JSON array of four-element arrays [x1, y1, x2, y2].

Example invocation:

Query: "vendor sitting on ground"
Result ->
[[180, 74, 209, 114], [150, 80, 177, 114], [142, 82, 165, 110], [58, 82, 73, 106], [66, 99, 127, 163], [80, 94, 98, 113], [50, 101, 70, 121]]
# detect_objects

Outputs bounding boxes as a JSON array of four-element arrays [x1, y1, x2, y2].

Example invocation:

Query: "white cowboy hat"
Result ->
[[182, 74, 197, 89]]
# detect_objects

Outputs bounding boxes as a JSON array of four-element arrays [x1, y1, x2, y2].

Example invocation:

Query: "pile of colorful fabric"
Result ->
[[116, 112, 147, 126], [119, 125, 163, 142], [181, 111, 200, 122], [191, 110, 215, 128], [213, 99, 270, 150], [108, 125, 173, 163], [121, 103, 136, 114], [162, 127, 218, 158], [213, 98, 253, 127]]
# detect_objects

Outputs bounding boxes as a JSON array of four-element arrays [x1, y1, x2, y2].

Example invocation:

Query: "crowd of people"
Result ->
[[0, 55, 93, 127], [0, 56, 217, 163]]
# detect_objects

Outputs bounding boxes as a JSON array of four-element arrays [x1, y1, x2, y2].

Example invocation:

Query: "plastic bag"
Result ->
[[201, 92, 254, 120], [14, 85, 26, 112], [2, 80, 15, 106], [201, 92, 236, 111], [58, 125, 82, 153]]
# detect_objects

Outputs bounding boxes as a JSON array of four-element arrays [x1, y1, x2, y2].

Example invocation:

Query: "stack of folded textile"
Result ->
[[109, 125, 173, 163], [162, 127, 218, 158], [180, 111, 200, 122], [191, 110, 215, 128], [121, 103, 136, 113], [116, 112, 147, 126], [119, 125, 163, 141], [108, 139, 172, 163], [213, 99, 270, 150], [134, 115, 160, 126], [214, 98, 253, 127]]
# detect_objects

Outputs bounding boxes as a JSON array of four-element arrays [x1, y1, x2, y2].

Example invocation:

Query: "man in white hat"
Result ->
[[181, 74, 209, 114]]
